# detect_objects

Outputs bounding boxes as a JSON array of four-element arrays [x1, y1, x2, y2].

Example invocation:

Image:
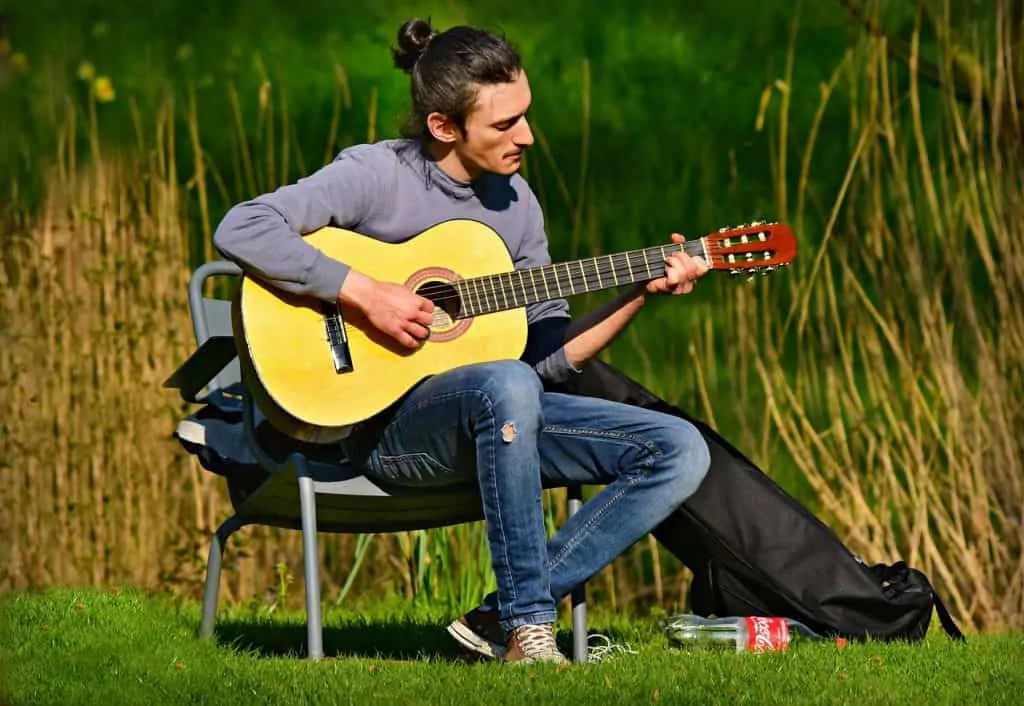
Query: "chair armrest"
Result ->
[[164, 335, 238, 403]]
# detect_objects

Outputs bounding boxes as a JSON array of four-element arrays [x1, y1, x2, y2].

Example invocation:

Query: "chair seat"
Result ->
[[235, 455, 485, 533]]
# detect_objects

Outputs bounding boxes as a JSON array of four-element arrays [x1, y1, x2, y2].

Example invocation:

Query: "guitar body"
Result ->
[[234, 220, 528, 443], [232, 217, 798, 443]]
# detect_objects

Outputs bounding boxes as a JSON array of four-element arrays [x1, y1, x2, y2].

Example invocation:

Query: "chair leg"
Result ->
[[567, 486, 588, 663], [200, 515, 245, 639], [296, 458, 324, 661]]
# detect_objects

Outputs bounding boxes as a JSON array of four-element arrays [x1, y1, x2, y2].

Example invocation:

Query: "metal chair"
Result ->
[[164, 261, 589, 661]]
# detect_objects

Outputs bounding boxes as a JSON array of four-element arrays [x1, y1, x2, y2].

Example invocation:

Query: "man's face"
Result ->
[[454, 70, 534, 178]]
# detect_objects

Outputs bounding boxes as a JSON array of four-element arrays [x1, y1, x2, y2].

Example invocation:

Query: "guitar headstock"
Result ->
[[704, 221, 797, 278]]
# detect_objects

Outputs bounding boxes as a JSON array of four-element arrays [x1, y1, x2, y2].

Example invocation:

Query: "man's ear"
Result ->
[[427, 112, 460, 144]]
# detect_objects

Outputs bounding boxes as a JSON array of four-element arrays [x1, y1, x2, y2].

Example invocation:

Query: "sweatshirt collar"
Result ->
[[403, 140, 477, 201]]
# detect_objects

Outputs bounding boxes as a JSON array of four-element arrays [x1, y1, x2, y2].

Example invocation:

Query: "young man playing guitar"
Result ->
[[213, 18, 712, 664]]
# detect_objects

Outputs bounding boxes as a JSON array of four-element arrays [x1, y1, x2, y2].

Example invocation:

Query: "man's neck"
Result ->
[[425, 139, 479, 183]]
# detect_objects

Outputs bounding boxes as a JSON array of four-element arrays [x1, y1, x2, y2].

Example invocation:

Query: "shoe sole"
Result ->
[[446, 619, 504, 660]]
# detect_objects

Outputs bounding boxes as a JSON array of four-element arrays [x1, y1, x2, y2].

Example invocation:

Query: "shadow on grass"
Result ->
[[211, 617, 634, 662], [213, 618, 467, 661]]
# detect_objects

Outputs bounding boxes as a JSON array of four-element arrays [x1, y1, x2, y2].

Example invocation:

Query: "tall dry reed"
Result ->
[[0, 95, 198, 591], [717, 2, 1024, 632], [0, 74, 516, 612]]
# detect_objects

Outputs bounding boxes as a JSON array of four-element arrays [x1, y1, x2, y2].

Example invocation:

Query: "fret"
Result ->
[[498, 273, 511, 309], [564, 263, 575, 295], [489, 274, 501, 311], [641, 249, 652, 279], [593, 257, 602, 289], [609, 254, 619, 286], [469, 277, 481, 315], [479, 276, 492, 314], [577, 260, 587, 292], [497, 274, 507, 309], [485, 276, 495, 312], [453, 280, 464, 317], [455, 280, 470, 318], [528, 269, 541, 303], [625, 252, 635, 282], [516, 270, 528, 307], [532, 268, 548, 301], [492, 274, 503, 310], [551, 267, 563, 298]]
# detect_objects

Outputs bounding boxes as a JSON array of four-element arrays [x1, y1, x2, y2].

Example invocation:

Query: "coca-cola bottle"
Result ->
[[664, 614, 824, 652]]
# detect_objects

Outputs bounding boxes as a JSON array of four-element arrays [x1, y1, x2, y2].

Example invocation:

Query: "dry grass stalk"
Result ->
[[721, 9, 1024, 632]]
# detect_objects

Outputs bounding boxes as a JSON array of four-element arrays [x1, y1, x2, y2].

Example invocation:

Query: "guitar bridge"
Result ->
[[322, 304, 354, 374]]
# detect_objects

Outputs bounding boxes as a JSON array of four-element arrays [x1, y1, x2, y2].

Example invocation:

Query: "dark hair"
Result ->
[[392, 18, 522, 140]]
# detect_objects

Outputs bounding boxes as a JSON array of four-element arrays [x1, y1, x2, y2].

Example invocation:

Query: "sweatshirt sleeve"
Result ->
[[515, 189, 579, 383], [517, 189, 572, 324], [212, 145, 388, 302]]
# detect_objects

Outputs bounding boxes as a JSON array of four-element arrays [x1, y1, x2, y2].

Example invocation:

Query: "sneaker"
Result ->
[[503, 623, 569, 665], [447, 606, 505, 660]]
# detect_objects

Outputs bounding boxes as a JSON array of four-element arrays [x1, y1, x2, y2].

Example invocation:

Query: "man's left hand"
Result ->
[[645, 233, 709, 296]]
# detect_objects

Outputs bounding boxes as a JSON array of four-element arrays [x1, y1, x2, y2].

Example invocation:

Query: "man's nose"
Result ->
[[515, 117, 535, 147]]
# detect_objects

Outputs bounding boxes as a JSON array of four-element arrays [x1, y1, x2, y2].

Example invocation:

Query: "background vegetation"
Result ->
[[0, 0, 1020, 635]]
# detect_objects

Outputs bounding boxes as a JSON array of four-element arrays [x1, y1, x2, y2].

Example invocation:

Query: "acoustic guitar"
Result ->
[[232, 218, 797, 442]]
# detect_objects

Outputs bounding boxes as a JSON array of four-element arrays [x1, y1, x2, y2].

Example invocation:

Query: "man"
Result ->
[[213, 18, 711, 664]]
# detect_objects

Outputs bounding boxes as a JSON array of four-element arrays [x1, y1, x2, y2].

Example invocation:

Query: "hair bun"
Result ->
[[393, 18, 436, 73]]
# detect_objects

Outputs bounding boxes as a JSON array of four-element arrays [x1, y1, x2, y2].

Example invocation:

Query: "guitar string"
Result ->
[[412, 254, 779, 303], [412, 248, 783, 299], [360, 235, 786, 324], [411, 254, 782, 316], [408, 229, 785, 300], [411, 245, 713, 299], [410, 242, 781, 301]]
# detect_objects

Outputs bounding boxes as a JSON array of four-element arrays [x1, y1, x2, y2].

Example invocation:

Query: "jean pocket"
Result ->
[[368, 452, 460, 487]]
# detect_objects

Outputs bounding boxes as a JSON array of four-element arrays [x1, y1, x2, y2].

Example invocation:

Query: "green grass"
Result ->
[[2, 587, 1021, 705]]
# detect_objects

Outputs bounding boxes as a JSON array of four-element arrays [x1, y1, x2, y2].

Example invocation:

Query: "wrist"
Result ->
[[338, 270, 375, 310]]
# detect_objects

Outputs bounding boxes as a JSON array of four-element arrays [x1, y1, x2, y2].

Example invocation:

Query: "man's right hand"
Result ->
[[338, 270, 435, 349]]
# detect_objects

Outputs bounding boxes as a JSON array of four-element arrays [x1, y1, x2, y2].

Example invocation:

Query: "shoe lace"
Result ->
[[514, 624, 560, 657]]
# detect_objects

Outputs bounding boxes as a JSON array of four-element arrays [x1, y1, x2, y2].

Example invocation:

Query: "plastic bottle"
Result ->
[[664, 614, 824, 653]]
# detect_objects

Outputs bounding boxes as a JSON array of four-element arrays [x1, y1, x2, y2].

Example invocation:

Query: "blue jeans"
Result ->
[[343, 360, 711, 631]]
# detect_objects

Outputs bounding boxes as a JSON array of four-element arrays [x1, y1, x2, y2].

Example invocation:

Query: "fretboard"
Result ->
[[456, 240, 706, 318]]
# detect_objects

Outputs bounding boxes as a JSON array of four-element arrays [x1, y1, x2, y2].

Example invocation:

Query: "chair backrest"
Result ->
[[188, 260, 243, 395]]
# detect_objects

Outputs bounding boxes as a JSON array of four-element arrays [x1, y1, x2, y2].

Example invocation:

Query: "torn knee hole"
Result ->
[[501, 422, 516, 443]]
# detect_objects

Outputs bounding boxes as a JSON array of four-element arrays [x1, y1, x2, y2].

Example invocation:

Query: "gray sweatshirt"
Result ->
[[213, 138, 576, 383]]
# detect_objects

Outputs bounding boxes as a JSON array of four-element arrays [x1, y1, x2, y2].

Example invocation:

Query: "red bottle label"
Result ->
[[744, 617, 791, 652]]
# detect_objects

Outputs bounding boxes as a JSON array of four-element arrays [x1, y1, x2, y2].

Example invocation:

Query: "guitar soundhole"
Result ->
[[405, 268, 473, 343]]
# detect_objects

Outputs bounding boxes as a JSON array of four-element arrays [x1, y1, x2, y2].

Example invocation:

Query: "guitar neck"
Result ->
[[455, 239, 707, 318]]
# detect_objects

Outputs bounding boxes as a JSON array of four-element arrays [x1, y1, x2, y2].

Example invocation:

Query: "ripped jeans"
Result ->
[[342, 360, 711, 632]]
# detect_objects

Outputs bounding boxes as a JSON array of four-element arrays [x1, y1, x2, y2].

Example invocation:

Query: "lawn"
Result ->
[[1, 587, 1020, 705]]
